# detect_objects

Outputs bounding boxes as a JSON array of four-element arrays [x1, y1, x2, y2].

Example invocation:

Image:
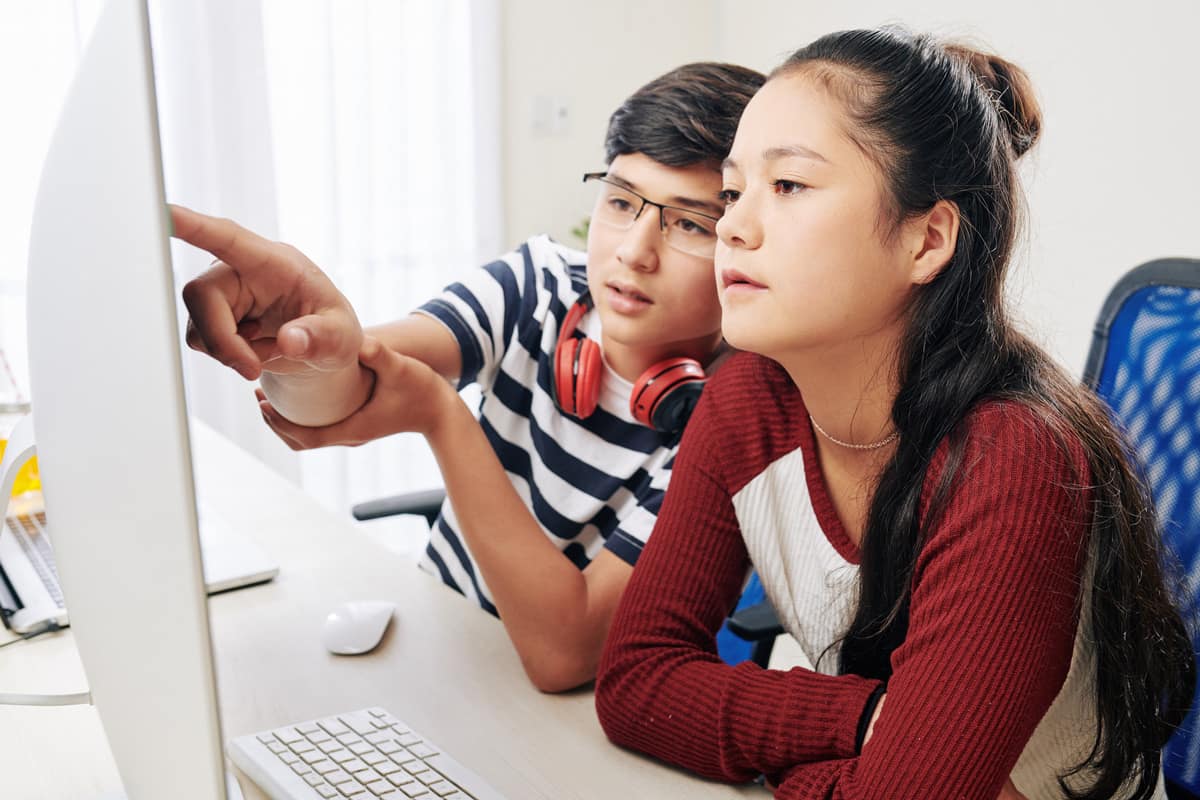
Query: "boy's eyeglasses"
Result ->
[[582, 172, 719, 259]]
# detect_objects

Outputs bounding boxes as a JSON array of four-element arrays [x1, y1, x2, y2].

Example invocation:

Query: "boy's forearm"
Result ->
[[425, 391, 602, 691], [259, 362, 375, 427]]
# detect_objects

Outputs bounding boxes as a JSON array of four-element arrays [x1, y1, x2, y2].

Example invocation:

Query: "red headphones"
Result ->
[[550, 291, 707, 433]]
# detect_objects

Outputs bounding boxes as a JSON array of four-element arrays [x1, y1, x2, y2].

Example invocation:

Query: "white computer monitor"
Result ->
[[24, 0, 231, 797]]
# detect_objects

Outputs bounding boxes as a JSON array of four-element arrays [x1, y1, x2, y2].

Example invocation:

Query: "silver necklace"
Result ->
[[809, 414, 899, 451]]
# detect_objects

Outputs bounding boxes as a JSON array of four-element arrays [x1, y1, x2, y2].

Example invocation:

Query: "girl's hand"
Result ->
[[257, 335, 457, 448]]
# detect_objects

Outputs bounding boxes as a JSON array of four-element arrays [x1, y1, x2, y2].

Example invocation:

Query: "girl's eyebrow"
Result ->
[[763, 144, 829, 164], [722, 144, 830, 173]]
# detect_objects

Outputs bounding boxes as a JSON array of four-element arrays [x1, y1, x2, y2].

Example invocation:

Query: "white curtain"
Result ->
[[3, 0, 502, 547]]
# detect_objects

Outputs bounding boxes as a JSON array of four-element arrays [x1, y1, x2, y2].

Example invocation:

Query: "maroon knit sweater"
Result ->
[[595, 352, 1092, 799]]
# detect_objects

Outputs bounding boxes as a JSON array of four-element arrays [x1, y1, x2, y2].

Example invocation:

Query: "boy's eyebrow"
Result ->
[[606, 172, 724, 216], [722, 145, 829, 172]]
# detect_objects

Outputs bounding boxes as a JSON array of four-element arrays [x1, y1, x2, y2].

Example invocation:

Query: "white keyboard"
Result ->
[[228, 707, 507, 800]]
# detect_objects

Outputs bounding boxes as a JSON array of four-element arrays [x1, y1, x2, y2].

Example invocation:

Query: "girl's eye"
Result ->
[[771, 179, 807, 196], [718, 189, 741, 205]]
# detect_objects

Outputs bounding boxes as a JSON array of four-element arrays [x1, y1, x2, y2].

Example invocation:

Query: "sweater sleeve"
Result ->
[[594, 383, 882, 783], [770, 407, 1089, 799]]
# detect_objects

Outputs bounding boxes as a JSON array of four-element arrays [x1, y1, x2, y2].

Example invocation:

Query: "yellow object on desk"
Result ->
[[0, 442, 40, 497]]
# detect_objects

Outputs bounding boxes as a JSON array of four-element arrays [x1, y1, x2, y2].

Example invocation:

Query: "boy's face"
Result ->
[[585, 153, 725, 378]]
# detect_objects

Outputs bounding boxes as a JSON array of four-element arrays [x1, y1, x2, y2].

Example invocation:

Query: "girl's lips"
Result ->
[[721, 269, 767, 289]]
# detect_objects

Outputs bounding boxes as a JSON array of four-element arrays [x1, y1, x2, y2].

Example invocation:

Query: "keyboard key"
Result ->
[[376, 762, 402, 776], [275, 727, 304, 744], [256, 733, 276, 745], [403, 762, 429, 776], [353, 767, 382, 785], [428, 783, 457, 797], [325, 769, 352, 785], [315, 786, 338, 799], [312, 760, 339, 775], [318, 719, 351, 737], [319, 739, 345, 754], [343, 716, 377, 736], [338, 733, 364, 746], [378, 741, 403, 755], [363, 751, 389, 766], [309, 730, 333, 744], [396, 733, 422, 747], [350, 741, 374, 756], [366, 779, 394, 795], [290, 740, 317, 754], [343, 758, 369, 773], [387, 771, 415, 786], [416, 772, 440, 786], [341, 779, 367, 795], [401, 784, 432, 798], [290, 762, 312, 776], [280, 752, 300, 765], [297, 723, 321, 735], [373, 718, 391, 729], [332, 750, 357, 764], [302, 750, 327, 764], [408, 744, 437, 759], [304, 774, 324, 787], [366, 731, 392, 745], [266, 741, 287, 754], [368, 708, 388, 718]]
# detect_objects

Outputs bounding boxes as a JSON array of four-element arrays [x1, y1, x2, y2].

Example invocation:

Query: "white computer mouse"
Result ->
[[321, 600, 397, 655]]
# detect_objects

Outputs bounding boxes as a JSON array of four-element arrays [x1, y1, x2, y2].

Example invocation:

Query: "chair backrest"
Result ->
[[1083, 257, 1200, 793]]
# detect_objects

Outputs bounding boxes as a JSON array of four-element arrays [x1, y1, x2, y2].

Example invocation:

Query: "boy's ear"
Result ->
[[907, 199, 960, 285]]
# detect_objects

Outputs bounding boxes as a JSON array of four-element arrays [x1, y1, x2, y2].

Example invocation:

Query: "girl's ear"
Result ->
[[907, 199, 960, 285]]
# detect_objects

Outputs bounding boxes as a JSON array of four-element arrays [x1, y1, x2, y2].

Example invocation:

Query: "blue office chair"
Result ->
[[1082, 257, 1200, 798], [352, 491, 781, 666]]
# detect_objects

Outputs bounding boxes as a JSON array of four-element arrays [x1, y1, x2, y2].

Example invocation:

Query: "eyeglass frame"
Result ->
[[581, 172, 721, 259]]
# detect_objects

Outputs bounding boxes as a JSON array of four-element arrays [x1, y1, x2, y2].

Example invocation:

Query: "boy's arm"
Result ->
[[423, 378, 632, 693], [257, 341, 632, 693]]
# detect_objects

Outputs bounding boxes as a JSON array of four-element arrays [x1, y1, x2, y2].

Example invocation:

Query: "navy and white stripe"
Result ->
[[414, 235, 680, 615]]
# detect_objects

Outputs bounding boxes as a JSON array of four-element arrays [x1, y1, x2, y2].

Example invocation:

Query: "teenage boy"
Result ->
[[174, 62, 765, 692]]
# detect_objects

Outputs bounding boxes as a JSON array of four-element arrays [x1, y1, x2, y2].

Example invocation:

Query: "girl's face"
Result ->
[[715, 74, 922, 361]]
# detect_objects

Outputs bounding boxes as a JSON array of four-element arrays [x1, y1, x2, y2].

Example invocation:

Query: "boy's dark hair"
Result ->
[[604, 62, 765, 169]]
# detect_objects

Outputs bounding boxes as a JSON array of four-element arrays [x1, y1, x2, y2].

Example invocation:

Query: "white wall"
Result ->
[[499, 1, 1200, 376], [500, 0, 719, 249], [713, 1, 1200, 375]]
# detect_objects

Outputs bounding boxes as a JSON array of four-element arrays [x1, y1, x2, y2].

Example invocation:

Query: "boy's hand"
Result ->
[[256, 336, 457, 448], [172, 205, 362, 381]]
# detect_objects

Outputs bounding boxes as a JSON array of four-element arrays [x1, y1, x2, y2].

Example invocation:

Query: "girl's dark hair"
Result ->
[[604, 62, 765, 168], [775, 28, 1195, 799]]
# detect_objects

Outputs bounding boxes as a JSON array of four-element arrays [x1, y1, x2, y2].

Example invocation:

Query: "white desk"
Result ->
[[0, 422, 763, 800]]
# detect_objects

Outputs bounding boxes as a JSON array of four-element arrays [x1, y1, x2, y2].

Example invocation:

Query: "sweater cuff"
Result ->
[[855, 684, 888, 753]]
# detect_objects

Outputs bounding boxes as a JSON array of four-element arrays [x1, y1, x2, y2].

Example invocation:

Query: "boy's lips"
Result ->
[[606, 280, 653, 303], [605, 281, 654, 315]]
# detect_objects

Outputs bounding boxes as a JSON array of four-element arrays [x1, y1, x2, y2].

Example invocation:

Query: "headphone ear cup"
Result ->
[[572, 338, 602, 418], [630, 358, 706, 432], [649, 380, 704, 433], [554, 336, 582, 415]]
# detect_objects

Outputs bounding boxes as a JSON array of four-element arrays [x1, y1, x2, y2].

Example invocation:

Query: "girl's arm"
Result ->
[[597, 401, 1086, 797]]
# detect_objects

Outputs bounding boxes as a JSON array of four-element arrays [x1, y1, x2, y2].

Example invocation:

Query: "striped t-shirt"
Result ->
[[413, 235, 682, 615]]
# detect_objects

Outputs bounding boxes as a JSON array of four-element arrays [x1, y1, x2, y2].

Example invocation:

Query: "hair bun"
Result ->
[[946, 44, 1042, 158]]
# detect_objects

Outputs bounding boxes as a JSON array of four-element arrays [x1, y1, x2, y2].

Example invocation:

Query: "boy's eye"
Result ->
[[672, 216, 716, 238], [608, 197, 635, 213], [771, 179, 807, 196], [718, 189, 741, 205]]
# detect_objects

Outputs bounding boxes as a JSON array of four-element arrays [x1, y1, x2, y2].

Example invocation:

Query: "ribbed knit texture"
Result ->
[[594, 352, 1145, 799]]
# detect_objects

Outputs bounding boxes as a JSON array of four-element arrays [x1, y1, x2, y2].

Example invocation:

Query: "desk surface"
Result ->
[[0, 422, 761, 800]]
